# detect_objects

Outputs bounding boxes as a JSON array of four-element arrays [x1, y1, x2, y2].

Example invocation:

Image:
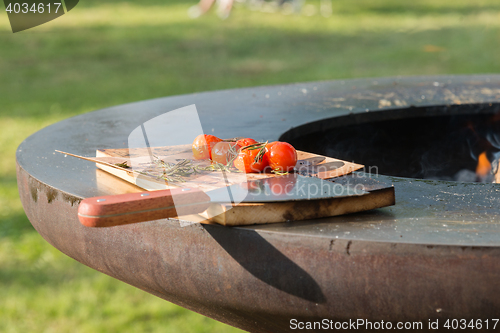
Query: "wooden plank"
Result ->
[[206, 185, 395, 226]]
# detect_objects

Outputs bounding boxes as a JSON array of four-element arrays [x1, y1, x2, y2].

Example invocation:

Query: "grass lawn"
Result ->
[[1, 0, 500, 331]]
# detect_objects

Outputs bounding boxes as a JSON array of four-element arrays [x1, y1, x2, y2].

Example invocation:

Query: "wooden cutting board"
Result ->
[[78, 144, 395, 226], [94, 144, 364, 191]]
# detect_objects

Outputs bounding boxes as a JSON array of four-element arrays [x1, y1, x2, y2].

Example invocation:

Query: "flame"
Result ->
[[476, 151, 491, 177]]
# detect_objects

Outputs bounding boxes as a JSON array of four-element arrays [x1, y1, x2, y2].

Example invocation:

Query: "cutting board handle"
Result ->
[[78, 188, 211, 227]]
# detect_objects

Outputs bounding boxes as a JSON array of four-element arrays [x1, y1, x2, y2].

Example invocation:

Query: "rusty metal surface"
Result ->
[[16, 75, 500, 332]]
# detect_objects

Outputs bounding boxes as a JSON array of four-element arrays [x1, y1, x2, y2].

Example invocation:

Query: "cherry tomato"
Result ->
[[234, 147, 269, 173], [265, 141, 297, 172], [236, 138, 258, 148], [192, 134, 222, 160], [211, 142, 241, 166], [265, 141, 278, 151]]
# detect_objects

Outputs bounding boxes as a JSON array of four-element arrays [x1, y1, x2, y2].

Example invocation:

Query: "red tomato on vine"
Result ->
[[236, 138, 258, 148], [265, 141, 297, 172], [234, 146, 269, 173], [211, 142, 241, 166], [192, 134, 222, 160]]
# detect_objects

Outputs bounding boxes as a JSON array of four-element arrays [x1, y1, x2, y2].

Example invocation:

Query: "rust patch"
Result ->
[[46, 187, 58, 203], [346, 240, 352, 255], [62, 193, 81, 206], [28, 174, 40, 203], [460, 246, 485, 252], [30, 184, 38, 202], [26, 173, 82, 206]]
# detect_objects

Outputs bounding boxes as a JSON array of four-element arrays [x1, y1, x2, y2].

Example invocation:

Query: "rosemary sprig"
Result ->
[[195, 162, 239, 173], [140, 153, 244, 184], [241, 141, 268, 164], [115, 161, 130, 168], [140, 157, 198, 183], [138, 170, 188, 183], [240, 142, 265, 151], [225, 142, 239, 166], [271, 169, 289, 175]]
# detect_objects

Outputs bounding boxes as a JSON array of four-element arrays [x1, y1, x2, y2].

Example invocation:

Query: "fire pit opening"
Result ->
[[281, 103, 500, 182]]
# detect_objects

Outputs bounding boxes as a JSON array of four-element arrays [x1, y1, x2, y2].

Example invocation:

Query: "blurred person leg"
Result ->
[[292, 0, 303, 13], [217, 0, 234, 19], [188, 0, 216, 18], [320, 0, 332, 17]]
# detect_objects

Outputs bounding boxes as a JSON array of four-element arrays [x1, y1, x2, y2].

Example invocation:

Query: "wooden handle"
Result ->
[[78, 188, 211, 227]]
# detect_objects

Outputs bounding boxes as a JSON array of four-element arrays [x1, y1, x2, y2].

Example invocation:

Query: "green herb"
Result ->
[[225, 142, 240, 166], [241, 141, 268, 163], [138, 157, 197, 183], [195, 162, 239, 173], [140, 154, 242, 184], [115, 161, 130, 168]]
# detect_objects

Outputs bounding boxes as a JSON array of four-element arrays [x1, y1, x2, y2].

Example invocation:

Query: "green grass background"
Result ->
[[1, 0, 500, 331]]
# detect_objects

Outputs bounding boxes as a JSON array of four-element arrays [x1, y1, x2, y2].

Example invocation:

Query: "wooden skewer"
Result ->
[[55, 150, 143, 176]]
